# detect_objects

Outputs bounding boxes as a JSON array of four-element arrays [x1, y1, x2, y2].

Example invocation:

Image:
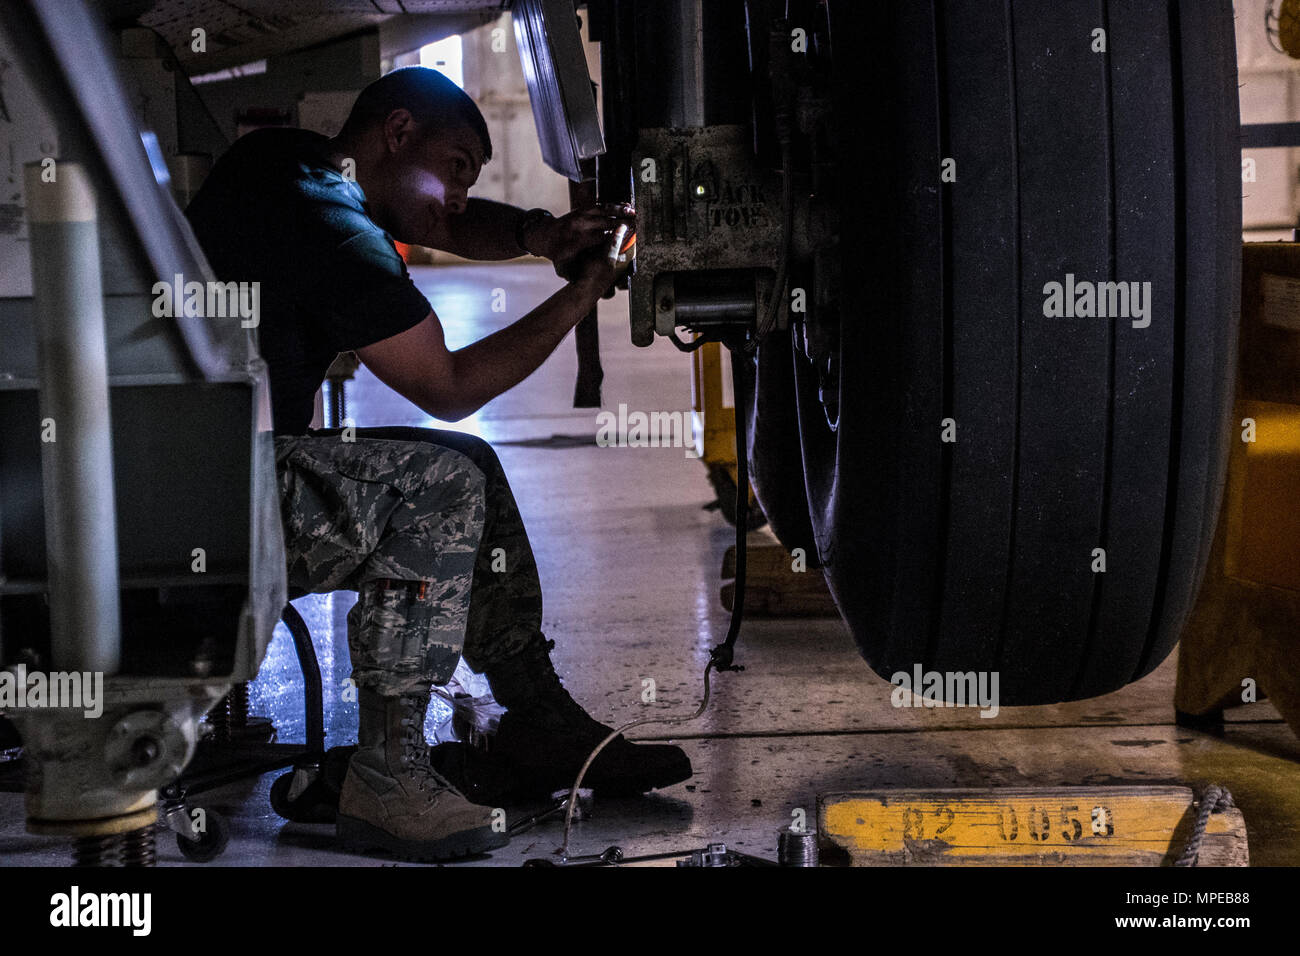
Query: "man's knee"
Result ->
[[357, 427, 507, 489], [439, 432, 503, 482], [399, 443, 488, 514]]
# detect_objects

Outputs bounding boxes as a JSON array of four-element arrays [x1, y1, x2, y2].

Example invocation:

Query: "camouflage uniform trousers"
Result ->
[[275, 427, 546, 696]]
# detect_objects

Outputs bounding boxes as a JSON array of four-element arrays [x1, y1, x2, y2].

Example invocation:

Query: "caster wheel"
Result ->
[[176, 808, 229, 863], [269, 772, 299, 820], [270, 748, 356, 823], [270, 768, 337, 823]]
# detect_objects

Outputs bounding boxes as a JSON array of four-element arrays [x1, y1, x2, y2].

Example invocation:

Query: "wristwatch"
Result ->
[[515, 207, 554, 256]]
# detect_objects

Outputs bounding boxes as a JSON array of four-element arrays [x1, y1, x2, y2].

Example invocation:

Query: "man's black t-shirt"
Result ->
[[186, 128, 431, 434]]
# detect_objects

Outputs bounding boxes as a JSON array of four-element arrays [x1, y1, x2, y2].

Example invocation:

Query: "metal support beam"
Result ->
[[25, 160, 121, 676]]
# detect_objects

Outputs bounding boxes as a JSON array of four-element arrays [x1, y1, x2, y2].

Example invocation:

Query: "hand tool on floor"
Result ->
[[506, 788, 594, 837]]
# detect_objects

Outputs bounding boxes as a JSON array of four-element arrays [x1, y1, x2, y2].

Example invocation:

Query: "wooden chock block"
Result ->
[[817, 787, 1248, 866], [720, 526, 838, 617]]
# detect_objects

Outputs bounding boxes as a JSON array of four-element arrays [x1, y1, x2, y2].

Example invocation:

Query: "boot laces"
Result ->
[[397, 695, 456, 795]]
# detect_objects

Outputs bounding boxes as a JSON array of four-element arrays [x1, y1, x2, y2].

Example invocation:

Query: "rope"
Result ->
[[1173, 784, 1235, 867]]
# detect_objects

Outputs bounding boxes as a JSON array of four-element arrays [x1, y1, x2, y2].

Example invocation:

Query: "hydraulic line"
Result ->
[[751, 141, 794, 349], [558, 341, 752, 861]]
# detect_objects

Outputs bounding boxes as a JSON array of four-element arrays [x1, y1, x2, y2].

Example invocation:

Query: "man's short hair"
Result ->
[[342, 66, 492, 161]]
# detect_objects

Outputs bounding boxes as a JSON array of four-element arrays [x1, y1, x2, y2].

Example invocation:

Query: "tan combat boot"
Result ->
[[336, 688, 508, 861]]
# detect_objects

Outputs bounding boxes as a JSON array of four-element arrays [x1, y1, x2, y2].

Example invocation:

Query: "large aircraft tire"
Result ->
[[751, 0, 1241, 704]]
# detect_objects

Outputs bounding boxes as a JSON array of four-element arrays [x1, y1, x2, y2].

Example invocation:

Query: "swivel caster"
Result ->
[[175, 807, 230, 863]]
